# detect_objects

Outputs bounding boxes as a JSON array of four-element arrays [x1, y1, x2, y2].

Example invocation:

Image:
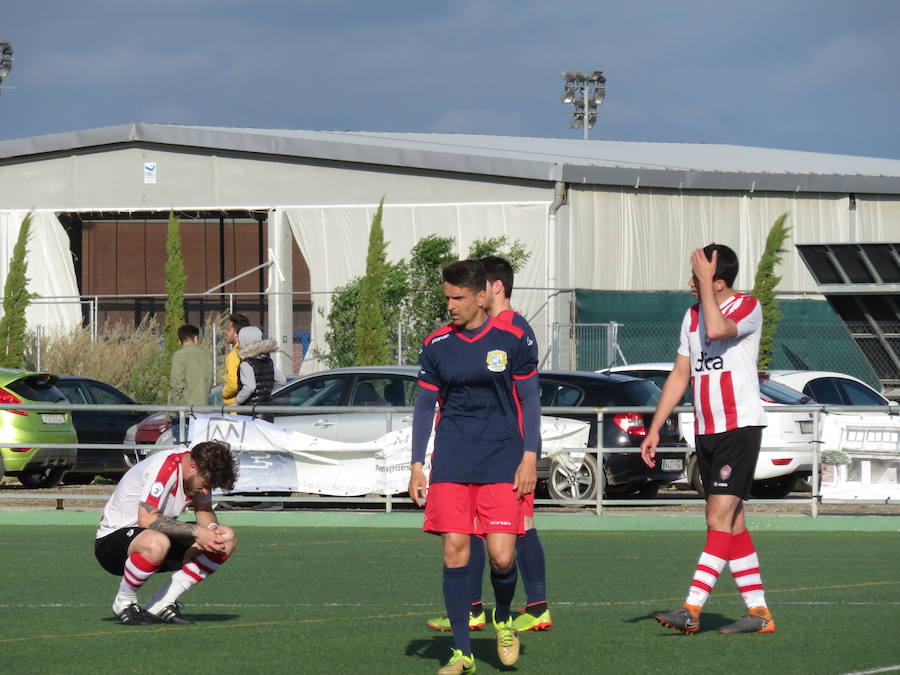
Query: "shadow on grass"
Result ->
[[625, 610, 736, 634], [406, 635, 526, 671], [101, 613, 240, 625]]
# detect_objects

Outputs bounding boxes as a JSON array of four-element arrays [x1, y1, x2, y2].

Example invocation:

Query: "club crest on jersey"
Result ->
[[719, 465, 732, 481], [486, 349, 508, 372]]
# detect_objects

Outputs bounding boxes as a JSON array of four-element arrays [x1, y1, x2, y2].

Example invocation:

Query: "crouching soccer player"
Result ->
[[641, 244, 775, 635], [409, 260, 541, 674], [95, 440, 239, 625]]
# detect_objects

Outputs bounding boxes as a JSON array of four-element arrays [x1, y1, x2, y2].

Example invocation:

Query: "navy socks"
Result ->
[[516, 528, 547, 605], [443, 565, 471, 654]]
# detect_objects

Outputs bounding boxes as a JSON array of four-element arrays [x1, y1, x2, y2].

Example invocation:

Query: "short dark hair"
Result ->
[[703, 243, 739, 287], [190, 440, 239, 491], [480, 255, 514, 299], [177, 324, 200, 343], [442, 259, 486, 294], [228, 313, 250, 331]]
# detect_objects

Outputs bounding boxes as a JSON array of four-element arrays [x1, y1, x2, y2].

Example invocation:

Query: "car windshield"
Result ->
[[7, 375, 66, 403], [759, 378, 812, 404]]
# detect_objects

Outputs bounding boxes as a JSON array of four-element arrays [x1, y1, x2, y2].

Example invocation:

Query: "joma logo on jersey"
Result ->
[[431, 333, 450, 344], [486, 350, 508, 372], [694, 351, 724, 372]]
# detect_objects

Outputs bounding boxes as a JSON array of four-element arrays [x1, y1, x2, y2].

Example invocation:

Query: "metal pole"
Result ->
[[596, 411, 604, 515], [179, 410, 187, 446], [93, 297, 99, 343], [583, 86, 589, 140], [811, 408, 821, 518], [211, 326, 218, 384], [397, 321, 403, 365], [229, 293, 234, 315]]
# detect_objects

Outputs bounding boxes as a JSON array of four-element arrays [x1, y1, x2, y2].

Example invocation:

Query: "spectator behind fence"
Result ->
[[222, 313, 250, 406], [168, 324, 213, 443], [235, 326, 286, 423]]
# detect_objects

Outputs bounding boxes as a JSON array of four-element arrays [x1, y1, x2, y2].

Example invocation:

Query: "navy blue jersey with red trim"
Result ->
[[496, 309, 539, 364], [418, 316, 538, 483]]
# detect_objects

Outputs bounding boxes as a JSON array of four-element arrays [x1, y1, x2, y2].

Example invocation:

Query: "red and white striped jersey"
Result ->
[[96, 450, 209, 538], [678, 293, 767, 436]]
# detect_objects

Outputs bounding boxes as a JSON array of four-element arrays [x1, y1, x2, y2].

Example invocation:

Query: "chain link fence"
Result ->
[[554, 320, 882, 389]]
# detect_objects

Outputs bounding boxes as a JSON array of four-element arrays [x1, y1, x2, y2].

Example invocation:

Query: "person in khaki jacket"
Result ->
[[221, 313, 250, 406], [168, 324, 213, 442]]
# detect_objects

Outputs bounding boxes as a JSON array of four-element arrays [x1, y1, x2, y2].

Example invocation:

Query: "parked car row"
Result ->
[[607, 363, 897, 498], [2, 363, 894, 499]]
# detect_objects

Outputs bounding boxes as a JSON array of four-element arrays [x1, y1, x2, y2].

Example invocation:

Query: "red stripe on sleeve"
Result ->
[[720, 370, 738, 430], [725, 294, 758, 324], [512, 368, 537, 381], [418, 380, 439, 391], [699, 374, 715, 435], [145, 453, 183, 508]]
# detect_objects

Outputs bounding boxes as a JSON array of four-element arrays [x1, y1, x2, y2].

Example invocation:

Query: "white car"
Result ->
[[606, 363, 816, 498]]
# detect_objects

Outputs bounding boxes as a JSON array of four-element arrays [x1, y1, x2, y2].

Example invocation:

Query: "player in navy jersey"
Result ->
[[641, 244, 775, 635], [409, 259, 541, 674], [425, 255, 552, 635]]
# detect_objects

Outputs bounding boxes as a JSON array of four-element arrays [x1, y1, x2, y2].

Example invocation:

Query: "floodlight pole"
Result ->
[[561, 70, 606, 139]]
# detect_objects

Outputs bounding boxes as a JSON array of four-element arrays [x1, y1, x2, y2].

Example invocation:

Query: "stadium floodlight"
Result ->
[[560, 68, 606, 139], [0, 40, 12, 92]]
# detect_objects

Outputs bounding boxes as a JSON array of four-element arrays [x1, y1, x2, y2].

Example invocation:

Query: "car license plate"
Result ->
[[40, 413, 66, 425], [661, 459, 683, 472]]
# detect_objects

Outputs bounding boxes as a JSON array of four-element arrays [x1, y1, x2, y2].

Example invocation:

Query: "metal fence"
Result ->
[[2, 401, 896, 516], [552, 320, 882, 388]]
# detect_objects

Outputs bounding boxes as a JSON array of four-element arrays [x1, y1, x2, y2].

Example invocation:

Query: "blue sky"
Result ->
[[3, 0, 899, 158]]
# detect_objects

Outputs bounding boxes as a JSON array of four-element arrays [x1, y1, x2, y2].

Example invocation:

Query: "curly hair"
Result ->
[[190, 440, 239, 491]]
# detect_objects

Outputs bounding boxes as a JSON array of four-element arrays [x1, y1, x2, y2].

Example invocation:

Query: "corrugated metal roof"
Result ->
[[2, 122, 900, 193]]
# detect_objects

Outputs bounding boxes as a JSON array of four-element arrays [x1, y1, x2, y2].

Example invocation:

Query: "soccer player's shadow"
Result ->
[[626, 611, 734, 635], [101, 612, 240, 625], [406, 636, 526, 671]]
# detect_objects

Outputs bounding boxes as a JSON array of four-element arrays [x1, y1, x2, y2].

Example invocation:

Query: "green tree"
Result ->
[[467, 235, 529, 272], [399, 235, 457, 361], [355, 199, 390, 365], [0, 213, 36, 368], [163, 211, 187, 359], [752, 212, 791, 369]]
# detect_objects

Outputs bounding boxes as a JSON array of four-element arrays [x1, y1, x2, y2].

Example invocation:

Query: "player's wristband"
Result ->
[[207, 522, 219, 530]]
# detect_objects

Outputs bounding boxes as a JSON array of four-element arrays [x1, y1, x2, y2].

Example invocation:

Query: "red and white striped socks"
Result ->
[[685, 529, 732, 608], [114, 552, 160, 611], [728, 529, 767, 609], [146, 552, 229, 612]]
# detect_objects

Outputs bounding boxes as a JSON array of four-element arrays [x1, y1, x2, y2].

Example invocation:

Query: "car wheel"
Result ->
[[18, 468, 67, 488], [687, 454, 705, 497], [750, 475, 794, 499], [547, 453, 598, 502]]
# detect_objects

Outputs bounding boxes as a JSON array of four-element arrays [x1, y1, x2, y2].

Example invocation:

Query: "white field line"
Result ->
[[839, 667, 900, 675]]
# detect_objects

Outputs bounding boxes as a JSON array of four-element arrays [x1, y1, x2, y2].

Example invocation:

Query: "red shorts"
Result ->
[[521, 492, 534, 521], [424, 482, 525, 536]]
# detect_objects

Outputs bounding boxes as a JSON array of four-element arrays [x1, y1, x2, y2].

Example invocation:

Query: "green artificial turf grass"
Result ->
[[1, 526, 898, 674]]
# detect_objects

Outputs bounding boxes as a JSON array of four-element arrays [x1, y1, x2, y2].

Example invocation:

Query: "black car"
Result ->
[[537, 371, 687, 501], [54, 376, 149, 482]]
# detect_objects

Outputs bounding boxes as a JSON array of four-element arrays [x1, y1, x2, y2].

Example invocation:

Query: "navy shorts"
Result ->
[[95, 527, 195, 576], [695, 426, 763, 500]]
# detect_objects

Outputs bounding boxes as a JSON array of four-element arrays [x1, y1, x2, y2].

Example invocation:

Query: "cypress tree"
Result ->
[[163, 211, 187, 358], [354, 198, 389, 365], [0, 213, 36, 368], [752, 212, 791, 370]]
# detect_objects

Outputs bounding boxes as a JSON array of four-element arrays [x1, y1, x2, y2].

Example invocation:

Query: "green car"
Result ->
[[0, 368, 77, 487]]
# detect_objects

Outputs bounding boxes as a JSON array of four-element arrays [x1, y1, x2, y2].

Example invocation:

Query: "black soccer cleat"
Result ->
[[150, 602, 195, 625], [117, 603, 155, 626]]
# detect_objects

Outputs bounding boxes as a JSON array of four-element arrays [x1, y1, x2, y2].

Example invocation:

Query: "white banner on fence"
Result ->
[[187, 413, 590, 496], [819, 415, 900, 501]]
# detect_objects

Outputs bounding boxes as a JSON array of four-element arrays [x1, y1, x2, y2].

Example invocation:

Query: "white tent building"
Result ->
[[1, 123, 899, 376]]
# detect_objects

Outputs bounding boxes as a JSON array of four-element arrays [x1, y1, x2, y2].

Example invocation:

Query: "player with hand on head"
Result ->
[[95, 440, 239, 626], [425, 255, 552, 634], [409, 259, 541, 674], [641, 244, 775, 635]]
